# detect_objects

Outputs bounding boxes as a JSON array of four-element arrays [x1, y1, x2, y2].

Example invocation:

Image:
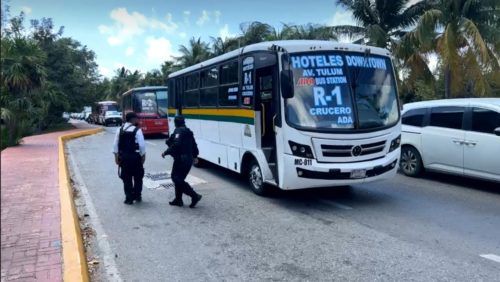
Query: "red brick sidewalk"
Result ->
[[1, 123, 91, 281]]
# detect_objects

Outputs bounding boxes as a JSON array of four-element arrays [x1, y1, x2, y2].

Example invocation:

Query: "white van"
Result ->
[[400, 98, 500, 182]]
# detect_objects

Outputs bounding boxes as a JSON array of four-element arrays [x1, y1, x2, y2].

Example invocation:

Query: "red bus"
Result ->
[[121, 86, 169, 135]]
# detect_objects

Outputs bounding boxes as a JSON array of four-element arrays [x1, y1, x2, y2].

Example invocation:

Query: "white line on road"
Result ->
[[480, 254, 500, 263], [146, 141, 157, 146]]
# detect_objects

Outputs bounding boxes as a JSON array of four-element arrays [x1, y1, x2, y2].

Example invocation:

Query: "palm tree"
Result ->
[[210, 36, 240, 57], [331, 0, 432, 49], [175, 37, 211, 68], [239, 22, 276, 45], [285, 23, 338, 40], [412, 0, 499, 97], [0, 36, 47, 145]]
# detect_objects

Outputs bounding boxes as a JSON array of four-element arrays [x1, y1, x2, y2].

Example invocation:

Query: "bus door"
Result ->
[[254, 53, 279, 181]]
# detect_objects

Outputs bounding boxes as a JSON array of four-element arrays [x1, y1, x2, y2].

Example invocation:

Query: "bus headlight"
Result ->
[[389, 135, 401, 152], [289, 141, 314, 159]]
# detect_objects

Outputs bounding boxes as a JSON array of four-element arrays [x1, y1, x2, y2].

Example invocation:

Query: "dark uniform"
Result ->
[[114, 113, 146, 205], [163, 116, 202, 208]]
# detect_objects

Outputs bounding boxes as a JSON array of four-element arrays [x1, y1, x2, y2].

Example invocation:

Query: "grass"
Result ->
[[1, 125, 7, 151], [39, 122, 75, 134], [1, 122, 75, 151]]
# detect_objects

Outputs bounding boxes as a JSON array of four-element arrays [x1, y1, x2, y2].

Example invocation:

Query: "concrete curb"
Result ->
[[58, 128, 103, 282]]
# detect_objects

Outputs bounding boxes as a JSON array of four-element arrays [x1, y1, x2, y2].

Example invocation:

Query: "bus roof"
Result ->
[[168, 40, 392, 78], [122, 86, 168, 96], [96, 101, 117, 104]]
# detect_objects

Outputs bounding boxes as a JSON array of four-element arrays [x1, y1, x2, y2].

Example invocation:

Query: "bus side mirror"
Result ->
[[494, 127, 500, 136], [280, 70, 294, 99]]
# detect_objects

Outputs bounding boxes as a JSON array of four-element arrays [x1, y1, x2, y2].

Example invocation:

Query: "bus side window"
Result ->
[[219, 61, 239, 107], [200, 67, 218, 107], [132, 92, 141, 112], [184, 73, 200, 108], [176, 77, 183, 110], [168, 79, 176, 109]]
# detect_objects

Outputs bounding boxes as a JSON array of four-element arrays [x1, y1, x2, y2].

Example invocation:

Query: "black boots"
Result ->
[[169, 199, 184, 207], [124, 199, 133, 205], [189, 194, 202, 208], [169, 194, 202, 208]]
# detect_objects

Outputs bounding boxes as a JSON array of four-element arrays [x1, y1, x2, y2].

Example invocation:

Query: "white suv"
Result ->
[[400, 98, 500, 182]]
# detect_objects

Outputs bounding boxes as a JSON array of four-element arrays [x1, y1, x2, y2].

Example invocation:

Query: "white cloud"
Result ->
[[99, 7, 179, 46], [328, 9, 355, 26], [214, 10, 221, 24], [125, 46, 135, 56], [328, 10, 356, 43], [196, 10, 210, 26], [99, 66, 112, 78], [183, 10, 191, 25], [406, 0, 421, 7], [428, 53, 438, 73], [20, 6, 32, 15], [98, 24, 112, 34], [145, 37, 176, 63], [219, 24, 235, 40], [150, 13, 178, 33]]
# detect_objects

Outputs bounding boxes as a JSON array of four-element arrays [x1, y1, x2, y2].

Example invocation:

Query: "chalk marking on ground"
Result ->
[[67, 144, 123, 282], [146, 141, 157, 146], [319, 199, 353, 210], [143, 170, 207, 190], [480, 254, 500, 263]]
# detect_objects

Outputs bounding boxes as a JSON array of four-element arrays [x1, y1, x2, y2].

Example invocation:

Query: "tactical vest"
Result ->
[[118, 125, 139, 159]]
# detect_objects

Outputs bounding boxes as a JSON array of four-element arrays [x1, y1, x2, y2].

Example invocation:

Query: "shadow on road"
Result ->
[[418, 171, 499, 195], [144, 133, 168, 140], [196, 161, 393, 211]]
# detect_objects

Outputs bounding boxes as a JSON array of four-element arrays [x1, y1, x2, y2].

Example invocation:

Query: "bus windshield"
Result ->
[[134, 92, 158, 115], [101, 104, 118, 112], [156, 90, 168, 118], [286, 52, 399, 131]]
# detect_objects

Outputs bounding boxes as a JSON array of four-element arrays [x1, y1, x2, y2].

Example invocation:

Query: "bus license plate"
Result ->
[[155, 121, 163, 125], [350, 169, 366, 179]]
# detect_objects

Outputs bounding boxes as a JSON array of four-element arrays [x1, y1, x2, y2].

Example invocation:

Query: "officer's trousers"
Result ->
[[120, 155, 144, 201], [171, 156, 197, 200]]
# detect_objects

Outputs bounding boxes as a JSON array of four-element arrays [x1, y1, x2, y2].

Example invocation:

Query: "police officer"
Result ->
[[113, 112, 146, 205], [161, 116, 202, 208]]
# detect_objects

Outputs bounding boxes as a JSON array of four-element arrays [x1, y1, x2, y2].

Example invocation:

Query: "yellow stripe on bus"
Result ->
[[168, 108, 254, 118]]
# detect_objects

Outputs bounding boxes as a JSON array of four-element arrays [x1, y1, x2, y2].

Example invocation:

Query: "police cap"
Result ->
[[174, 115, 185, 127], [125, 112, 138, 122]]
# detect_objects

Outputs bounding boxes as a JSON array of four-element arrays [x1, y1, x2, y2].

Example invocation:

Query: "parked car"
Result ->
[[103, 111, 123, 127], [400, 98, 500, 182], [83, 112, 91, 122]]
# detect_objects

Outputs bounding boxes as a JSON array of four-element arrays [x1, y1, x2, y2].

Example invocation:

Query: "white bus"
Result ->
[[167, 40, 401, 195]]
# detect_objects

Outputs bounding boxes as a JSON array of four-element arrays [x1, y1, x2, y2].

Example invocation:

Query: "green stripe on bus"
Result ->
[[183, 114, 254, 125]]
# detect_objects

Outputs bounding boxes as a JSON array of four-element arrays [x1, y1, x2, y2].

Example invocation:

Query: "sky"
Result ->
[[5, 0, 357, 78]]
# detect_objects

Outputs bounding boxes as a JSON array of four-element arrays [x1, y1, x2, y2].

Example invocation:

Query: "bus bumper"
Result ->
[[279, 148, 400, 190]]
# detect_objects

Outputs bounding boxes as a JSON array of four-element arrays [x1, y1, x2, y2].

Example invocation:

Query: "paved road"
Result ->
[[66, 123, 500, 281]]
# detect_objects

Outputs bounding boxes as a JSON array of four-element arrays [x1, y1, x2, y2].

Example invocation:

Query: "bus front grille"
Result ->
[[321, 140, 386, 157]]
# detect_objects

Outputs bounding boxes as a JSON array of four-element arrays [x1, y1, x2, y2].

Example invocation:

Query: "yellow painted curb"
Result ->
[[58, 128, 103, 282]]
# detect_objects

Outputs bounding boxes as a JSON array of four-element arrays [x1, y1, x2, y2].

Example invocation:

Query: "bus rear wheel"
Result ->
[[248, 160, 269, 196]]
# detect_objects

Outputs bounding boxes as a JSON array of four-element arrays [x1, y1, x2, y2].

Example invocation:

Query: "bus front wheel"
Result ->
[[248, 160, 268, 196]]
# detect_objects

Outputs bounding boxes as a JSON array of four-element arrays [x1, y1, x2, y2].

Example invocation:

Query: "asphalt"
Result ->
[[66, 121, 500, 281]]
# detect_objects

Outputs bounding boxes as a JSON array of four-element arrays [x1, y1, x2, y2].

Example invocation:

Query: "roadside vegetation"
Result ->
[[1, 0, 499, 149]]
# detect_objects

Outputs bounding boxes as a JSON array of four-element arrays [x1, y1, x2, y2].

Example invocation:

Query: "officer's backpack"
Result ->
[[118, 125, 139, 161]]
